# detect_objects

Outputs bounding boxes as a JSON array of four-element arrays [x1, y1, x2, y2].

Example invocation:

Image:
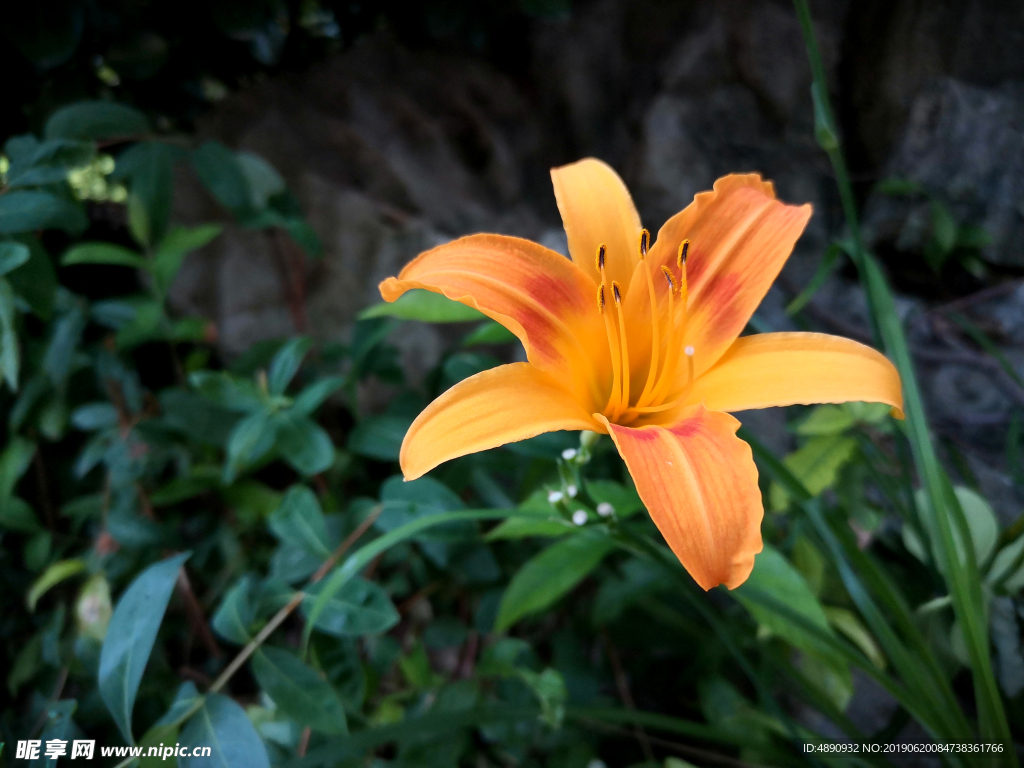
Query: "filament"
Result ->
[[598, 282, 622, 416], [636, 229, 661, 407], [612, 281, 630, 417]]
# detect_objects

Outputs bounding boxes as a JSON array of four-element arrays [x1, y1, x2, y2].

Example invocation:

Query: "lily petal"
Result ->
[[402, 363, 599, 480], [597, 406, 763, 590], [639, 174, 812, 376], [680, 332, 904, 418], [380, 233, 608, 407], [551, 158, 643, 292]]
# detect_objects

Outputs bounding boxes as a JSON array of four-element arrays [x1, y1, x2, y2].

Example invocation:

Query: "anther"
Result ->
[[611, 281, 622, 306], [639, 229, 650, 258], [595, 244, 607, 273], [597, 284, 606, 314], [677, 239, 690, 269], [660, 265, 676, 292]]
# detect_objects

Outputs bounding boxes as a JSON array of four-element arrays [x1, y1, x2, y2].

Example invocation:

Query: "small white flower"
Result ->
[[561, 448, 578, 460], [572, 510, 588, 526], [596, 502, 614, 517], [566, 484, 578, 498], [547, 490, 564, 504]]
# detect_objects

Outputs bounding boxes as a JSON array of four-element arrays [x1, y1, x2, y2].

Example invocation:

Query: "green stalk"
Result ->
[[792, 1, 1013, 756]]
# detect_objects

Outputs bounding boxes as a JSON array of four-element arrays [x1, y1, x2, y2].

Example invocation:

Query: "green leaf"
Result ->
[[347, 414, 411, 461], [115, 142, 179, 246], [359, 289, 485, 323], [303, 577, 399, 637], [794, 404, 855, 436], [276, 415, 335, 477], [27, 559, 86, 611], [769, 434, 858, 510], [0, 242, 31, 276], [733, 544, 844, 669], [0, 191, 87, 235], [495, 530, 613, 632], [211, 576, 256, 645], [99, 552, 191, 743], [930, 201, 958, 257], [153, 224, 222, 290], [45, 101, 150, 141], [223, 410, 278, 483], [61, 242, 147, 269], [785, 241, 843, 316], [0, 497, 41, 533], [251, 646, 348, 734], [0, 279, 19, 390], [236, 152, 286, 209], [179, 693, 270, 768], [915, 485, 999, 570], [485, 516, 574, 541], [292, 376, 345, 416], [269, 486, 331, 559], [586, 479, 644, 518], [115, 300, 164, 350], [192, 142, 253, 216], [268, 337, 312, 395], [189, 371, 265, 413], [462, 320, 518, 346], [7, 236, 57, 319], [0, 435, 36, 497], [824, 607, 886, 670], [6, 138, 94, 188]]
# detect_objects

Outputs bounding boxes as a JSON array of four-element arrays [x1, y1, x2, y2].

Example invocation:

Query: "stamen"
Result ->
[[595, 243, 606, 273], [599, 282, 622, 416], [611, 281, 630, 416], [628, 346, 696, 417], [676, 239, 689, 269], [660, 265, 676, 292], [636, 232, 662, 406]]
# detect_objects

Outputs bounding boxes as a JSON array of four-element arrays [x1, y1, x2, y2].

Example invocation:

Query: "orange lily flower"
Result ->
[[380, 159, 903, 590]]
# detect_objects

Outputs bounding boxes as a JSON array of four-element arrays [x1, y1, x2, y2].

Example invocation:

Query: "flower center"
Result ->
[[595, 232, 695, 425]]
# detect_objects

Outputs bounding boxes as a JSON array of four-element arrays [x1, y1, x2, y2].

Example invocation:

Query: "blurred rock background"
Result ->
[[5, 0, 1024, 516]]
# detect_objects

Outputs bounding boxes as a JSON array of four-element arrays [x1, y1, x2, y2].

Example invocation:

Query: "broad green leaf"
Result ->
[[277, 416, 335, 476], [61, 242, 147, 269], [495, 530, 613, 632], [769, 434, 858, 510], [915, 485, 999, 571], [236, 152, 285, 209], [0, 497, 41, 533], [45, 101, 150, 141], [179, 693, 269, 768], [292, 375, 345, 416], [115, 299, 163, 350], [251, 647, 347, 734], [824, 607, 886, 670], [462, 320, 518, 346], [347, 414, 411, 461], [189, 371, 265, 413], [6, 138, 94, 188], [8, 236, 57, 318], [0, 242, 31, 276], [268, 486, 331, 559], [153, 224, 223, 290], [0, 279, 19, 390], [359, 289, 484, 323], [794, 404, 854, 436], [70, 402, 119, 431], [586, 479, 643, 518], [303, 577, 399, 637], [192, 142, 252, 216], [211, 576, 256, 645], [114, 142, 179, 245], [733, 544, 845, 669], [27, 559, 86, 611], [156, 681, 204, 729], [268, 337, 312, 395], [99, 552, 191, 743], [0, 191, 88, 235], [591, 558, 669, 626], [0, 435, 36, 497], [223, 410, 278, 482]]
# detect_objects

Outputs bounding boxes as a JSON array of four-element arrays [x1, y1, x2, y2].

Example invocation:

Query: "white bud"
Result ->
[[572, 510, 588, 526], [566, 484, 578, 498], [561, 448, 577, 460], [596, 502, 614, 517], [547, 490, 564, 504]]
